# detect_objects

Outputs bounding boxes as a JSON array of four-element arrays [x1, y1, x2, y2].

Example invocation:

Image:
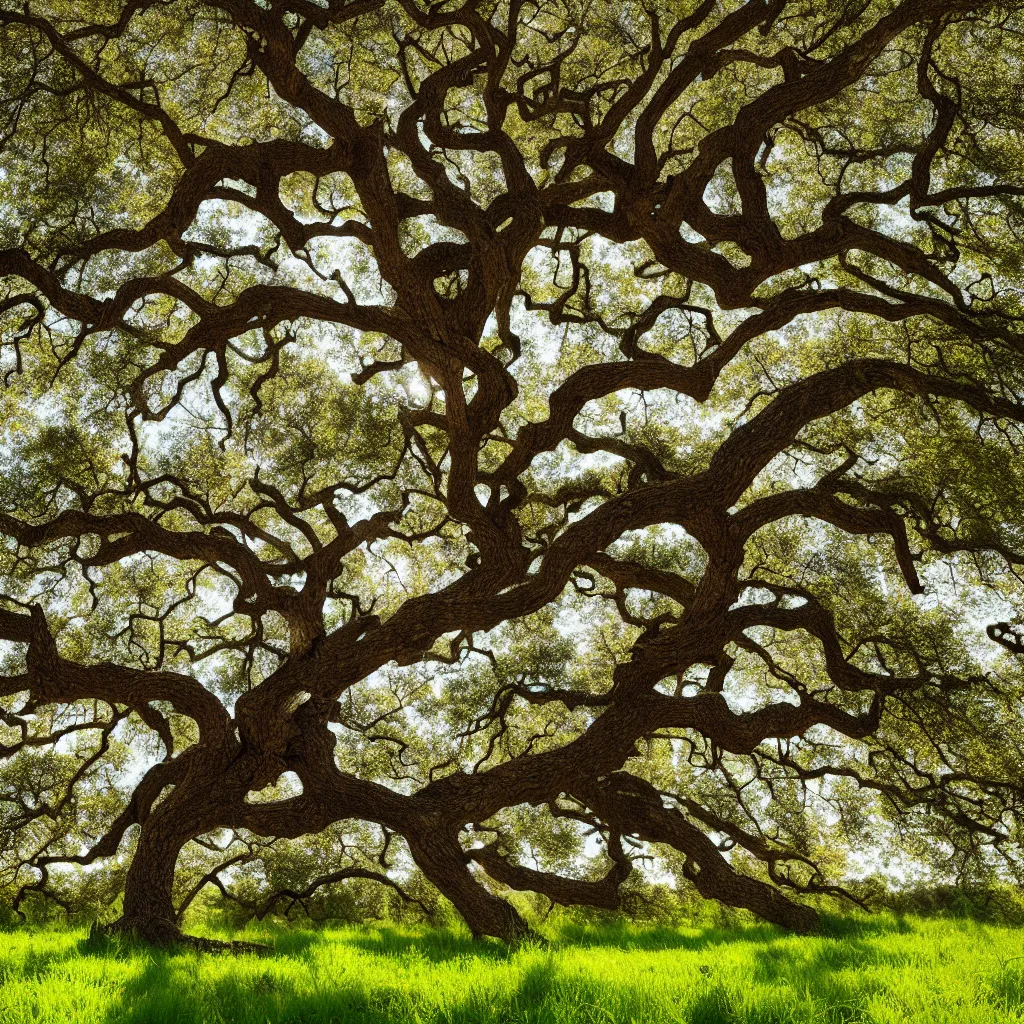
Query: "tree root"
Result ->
[[95, 917, 270, 955]]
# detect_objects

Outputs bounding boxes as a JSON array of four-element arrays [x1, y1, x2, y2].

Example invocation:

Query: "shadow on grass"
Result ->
[[343, 925, 515, 963], [748, 913, 918, 982], [817, 911, 915, 940], [339, 919, 809, 962], [94, 955, 386, 1024], [44, 915, 935, 1024], [76, 911, 910, 966], [68, 922, 740, 1024], [742, 914, 939, 1023], [83, 937, 567, 1024], [93, 949, 729, 1024], [550, 920, 786, 951], [0, 936, 82, 981]]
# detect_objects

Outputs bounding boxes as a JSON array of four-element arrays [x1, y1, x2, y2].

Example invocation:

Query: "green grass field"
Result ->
[[1, 915, 1022, 1024]]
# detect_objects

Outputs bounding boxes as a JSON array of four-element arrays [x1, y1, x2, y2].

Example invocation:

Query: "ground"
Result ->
[[1, 916, 1022, 1023]]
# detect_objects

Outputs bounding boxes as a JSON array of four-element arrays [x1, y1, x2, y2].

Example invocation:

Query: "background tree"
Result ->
[[1, 0, 1024, 946]]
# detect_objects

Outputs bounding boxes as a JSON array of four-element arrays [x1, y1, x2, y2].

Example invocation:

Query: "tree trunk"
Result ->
[[407, 830, 533, 942], [107, 806, 192, 943]]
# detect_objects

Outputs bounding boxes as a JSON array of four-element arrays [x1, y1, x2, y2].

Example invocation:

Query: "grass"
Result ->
[[1, 914, 1023, 1023]]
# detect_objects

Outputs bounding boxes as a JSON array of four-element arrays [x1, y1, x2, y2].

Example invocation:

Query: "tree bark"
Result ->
[[108, 811, 192, 943], [1, 0, 1014, 951], [406, 829, 533, 942], [579, 774, 820, 934]]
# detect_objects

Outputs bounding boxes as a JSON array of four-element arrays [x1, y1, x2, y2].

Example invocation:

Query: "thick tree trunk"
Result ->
[[107, 807, 192, 943], [107, 796, 267, 953], [406, 830, 533, 942], [106, 766, 233, 945]]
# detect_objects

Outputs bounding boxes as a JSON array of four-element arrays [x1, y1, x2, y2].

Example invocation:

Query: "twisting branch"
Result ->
[[1, 0, 1023, 945]]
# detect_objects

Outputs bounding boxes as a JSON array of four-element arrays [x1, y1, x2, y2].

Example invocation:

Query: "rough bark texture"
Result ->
[[1, 0, 1024, 944]]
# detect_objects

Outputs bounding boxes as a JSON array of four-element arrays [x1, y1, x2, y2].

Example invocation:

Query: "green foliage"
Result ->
[[3, 0, 1024, 940]]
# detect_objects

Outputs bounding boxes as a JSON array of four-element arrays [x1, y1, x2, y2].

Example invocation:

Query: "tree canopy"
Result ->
[[2, 0, 1024, 945]]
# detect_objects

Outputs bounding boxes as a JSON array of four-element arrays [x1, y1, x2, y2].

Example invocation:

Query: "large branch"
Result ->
[[578, 773, 819, 932]]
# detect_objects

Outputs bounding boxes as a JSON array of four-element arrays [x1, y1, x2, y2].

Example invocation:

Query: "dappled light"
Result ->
[[2, 917, 1023, 1023], [1, 0, 1024, 961]]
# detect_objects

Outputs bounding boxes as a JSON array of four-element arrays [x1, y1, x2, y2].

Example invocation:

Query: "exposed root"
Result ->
[[97, 917, 270, 955]]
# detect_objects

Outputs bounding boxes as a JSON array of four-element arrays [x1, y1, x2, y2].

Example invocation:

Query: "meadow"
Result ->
[[1, 914, 1023, 1024]]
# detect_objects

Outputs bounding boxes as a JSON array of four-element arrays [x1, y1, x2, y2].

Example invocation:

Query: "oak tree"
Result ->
[[2, 0, 1024, 944]]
